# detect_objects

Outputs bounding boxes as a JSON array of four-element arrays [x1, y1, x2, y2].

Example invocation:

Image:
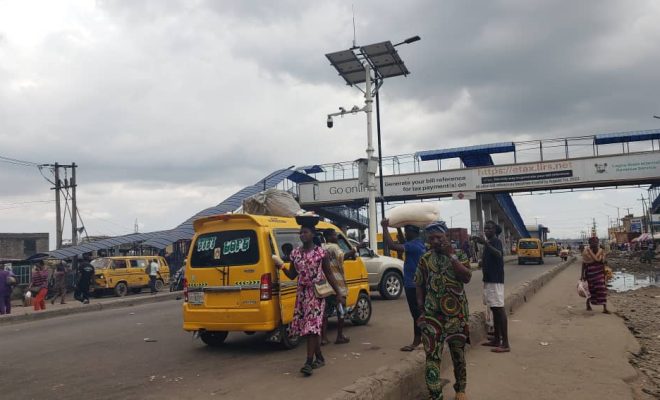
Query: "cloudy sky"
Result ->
[[1, 0, 659, 248]]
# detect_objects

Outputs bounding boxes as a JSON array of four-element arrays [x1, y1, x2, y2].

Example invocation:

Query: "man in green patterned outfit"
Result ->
[[415, 220, 472, 400]]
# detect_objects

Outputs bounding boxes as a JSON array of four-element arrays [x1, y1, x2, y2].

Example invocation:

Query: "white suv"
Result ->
[[357, 246, 405, 300]]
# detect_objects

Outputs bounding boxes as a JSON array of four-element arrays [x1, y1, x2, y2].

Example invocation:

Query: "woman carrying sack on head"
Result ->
[[276, 222, 341, 377]]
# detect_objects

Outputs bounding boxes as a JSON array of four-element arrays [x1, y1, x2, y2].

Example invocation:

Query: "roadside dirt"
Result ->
[[608, 255, 660, 399]]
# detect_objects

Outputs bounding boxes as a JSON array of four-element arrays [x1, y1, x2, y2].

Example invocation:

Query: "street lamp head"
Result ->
[[403, 35, 421, 44], [327, 115, 333, 129]]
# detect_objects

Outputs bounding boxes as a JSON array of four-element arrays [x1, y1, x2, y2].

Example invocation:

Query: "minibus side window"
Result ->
[[273, 230, 302, 262]]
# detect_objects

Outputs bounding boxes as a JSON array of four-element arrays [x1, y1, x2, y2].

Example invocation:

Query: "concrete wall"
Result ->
[[0, 233, 49, 259]]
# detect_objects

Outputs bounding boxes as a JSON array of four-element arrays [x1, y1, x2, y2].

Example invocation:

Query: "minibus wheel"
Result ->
[[280, 325, 301, 349], [114, 282, 128, 297], [351, 292, 372, 326], [200, 331, 228, 346]]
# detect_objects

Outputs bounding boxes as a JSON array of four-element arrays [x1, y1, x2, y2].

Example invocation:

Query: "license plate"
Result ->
[[189, 292, 204, 305]]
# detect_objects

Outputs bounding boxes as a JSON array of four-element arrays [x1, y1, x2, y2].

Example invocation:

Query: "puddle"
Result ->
[[608, 271, 659, 292]]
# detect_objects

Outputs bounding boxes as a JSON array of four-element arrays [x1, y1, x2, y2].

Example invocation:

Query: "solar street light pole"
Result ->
[[364, 63, 379, 252]]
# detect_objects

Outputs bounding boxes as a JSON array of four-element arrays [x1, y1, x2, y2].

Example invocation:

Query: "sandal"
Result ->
[[481, 341, 500, 347], [455, 392, 468, 400], [400, 344, 417, 352], [300, 363, 313, 376], [311, 359, 325, 369], [335, 336, 350, 345], [491, 346, 511, 353]]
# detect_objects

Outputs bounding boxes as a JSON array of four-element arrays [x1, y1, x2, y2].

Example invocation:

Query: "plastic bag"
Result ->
[[577, 280, 590, 298], [25, 290, 32, 299], [387, 203, 440, 228]]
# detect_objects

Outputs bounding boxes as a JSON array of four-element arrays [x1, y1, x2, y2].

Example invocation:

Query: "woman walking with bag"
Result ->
[[581, 236, 610, 314], [276, 222, 341, 376], [29, 260, 50, 311]]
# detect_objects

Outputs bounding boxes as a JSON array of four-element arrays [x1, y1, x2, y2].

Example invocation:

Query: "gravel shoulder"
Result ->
[[608, 255, 660, 399]]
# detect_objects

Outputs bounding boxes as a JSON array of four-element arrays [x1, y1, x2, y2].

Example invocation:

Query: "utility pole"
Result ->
[[54, 163, 62, 249], [49, 162, 79, 250], [71, 162, 78, 246], [638, 196, 648, 233]]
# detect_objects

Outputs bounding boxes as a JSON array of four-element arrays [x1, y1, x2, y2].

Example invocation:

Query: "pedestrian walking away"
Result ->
[[321, 228, 356, 345], [51, 263, 68, 305], [148, 259, 160, 294], [29, 260, 50, 311], [416, 220, 472, 400], [380, 218, 426, 352], [581, 236, 610, 314], [0, 265, 16, 315], [276, 222, 342, 377], [75, 253, 95, 304], [474, 220, 510, 353]]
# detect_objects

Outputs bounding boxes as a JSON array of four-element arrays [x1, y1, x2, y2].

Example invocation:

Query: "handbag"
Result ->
[[577, 279, 590, 298], [314, 279, 336, 298]]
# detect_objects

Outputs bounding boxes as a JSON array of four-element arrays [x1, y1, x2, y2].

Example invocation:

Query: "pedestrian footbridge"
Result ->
[[50, 129, 660, 260]]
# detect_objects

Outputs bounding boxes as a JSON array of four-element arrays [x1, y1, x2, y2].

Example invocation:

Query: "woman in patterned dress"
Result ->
[[415, 221, 472, 400], [277, 224, 341, 376], [581, 236, 610, 314]]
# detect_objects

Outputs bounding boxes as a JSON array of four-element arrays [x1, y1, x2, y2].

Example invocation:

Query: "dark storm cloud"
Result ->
[[1, 0, 659, 241]]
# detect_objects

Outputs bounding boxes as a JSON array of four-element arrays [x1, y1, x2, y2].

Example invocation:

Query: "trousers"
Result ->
[[405, 287, 421, 337], [33, 288, 48, 311], [422, 332, 467, 399]]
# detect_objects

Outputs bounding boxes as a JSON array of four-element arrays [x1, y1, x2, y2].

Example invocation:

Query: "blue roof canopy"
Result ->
[[416, 142, 515, 161], [594, 129, 660, 145]]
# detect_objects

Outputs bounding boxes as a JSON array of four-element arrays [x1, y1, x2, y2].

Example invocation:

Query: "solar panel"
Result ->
[[325, 50, 366, 85], [360, 41, 409, 80]]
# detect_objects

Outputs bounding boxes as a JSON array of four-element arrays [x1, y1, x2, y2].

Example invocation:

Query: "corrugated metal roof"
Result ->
[[416, 142, 515, 161], [594, 129, 660, 145]]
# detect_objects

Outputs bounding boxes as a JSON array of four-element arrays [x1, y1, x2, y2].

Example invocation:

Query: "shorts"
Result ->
[[483, 283, 505, 308]]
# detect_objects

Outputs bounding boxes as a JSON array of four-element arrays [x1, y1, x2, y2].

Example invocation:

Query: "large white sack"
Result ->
[[243, 189, 302, 217], [387, 203, 440, 228]]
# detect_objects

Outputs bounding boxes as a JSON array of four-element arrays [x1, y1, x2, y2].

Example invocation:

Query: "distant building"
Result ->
[[0, 233, 49, 260]]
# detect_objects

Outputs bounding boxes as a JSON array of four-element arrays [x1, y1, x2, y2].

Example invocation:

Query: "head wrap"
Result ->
[[425, 220, 448, 234]]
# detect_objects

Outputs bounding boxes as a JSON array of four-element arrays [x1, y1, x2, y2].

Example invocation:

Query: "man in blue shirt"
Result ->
[[381, 218, 426, 351]]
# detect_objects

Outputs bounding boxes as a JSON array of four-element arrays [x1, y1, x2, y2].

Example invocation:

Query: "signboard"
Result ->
[[652, 214, 660, 226], [630, 218, 643, 233], [470, 221, 481, 235], [299, 152, 660, 205]]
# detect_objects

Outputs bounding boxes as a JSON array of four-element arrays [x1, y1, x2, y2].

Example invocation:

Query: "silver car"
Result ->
[[357, 247, 405, 300]]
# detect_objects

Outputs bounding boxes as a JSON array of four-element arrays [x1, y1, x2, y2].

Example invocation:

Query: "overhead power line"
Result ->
[[0, 154, 42, 167]]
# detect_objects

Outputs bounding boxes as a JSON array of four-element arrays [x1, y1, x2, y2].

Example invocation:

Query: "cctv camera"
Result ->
[[339, 107, 346, 113], [327, 116, 333, 128]]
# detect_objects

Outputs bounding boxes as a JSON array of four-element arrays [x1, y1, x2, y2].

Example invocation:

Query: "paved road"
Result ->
[[0, 257, 564, 400]]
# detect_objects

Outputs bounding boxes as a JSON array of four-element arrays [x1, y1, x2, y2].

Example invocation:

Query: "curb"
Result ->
[[326, 256, 577, 400], [0, 292, 181, 326]]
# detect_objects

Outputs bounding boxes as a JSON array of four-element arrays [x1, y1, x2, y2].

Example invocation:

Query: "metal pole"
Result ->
[[71, 163, 78, 246], [365, 64, 378, 252], [54, 163, 62, 250], [375, 81, 389, 255]]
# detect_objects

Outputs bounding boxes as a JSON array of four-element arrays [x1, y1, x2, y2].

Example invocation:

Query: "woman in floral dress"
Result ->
[[278, 224, 341, 376]]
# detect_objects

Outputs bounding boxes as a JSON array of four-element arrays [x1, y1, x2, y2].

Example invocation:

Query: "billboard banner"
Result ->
[[298, 152, 660, 205], [630, 218, 643, 233]]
